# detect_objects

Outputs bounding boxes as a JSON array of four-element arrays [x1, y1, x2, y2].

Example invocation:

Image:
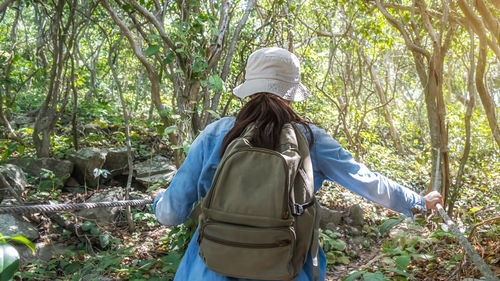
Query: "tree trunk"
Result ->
[[101, 0, 182, 167], [365, 55, 404, 154], [70, 51, 79, 151], [449, 31, 476, 216], [33, 0, 66, 157], [476, 39, 500, 148], [0, 0, 16, 14], [33, 0, 78, 158], [0, 4, 21, 141], [109, 38, 136, 232]]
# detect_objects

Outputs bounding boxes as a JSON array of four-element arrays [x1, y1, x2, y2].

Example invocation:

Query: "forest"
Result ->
[[0, 0, 499, 280]]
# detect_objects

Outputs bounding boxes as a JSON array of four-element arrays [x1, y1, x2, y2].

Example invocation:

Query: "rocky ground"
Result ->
[[1, 150, 498, 280]]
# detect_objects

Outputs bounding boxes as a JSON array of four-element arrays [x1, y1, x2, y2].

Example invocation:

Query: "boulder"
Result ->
[[8, 157, 73, 184], [134, 155, 176, 186], [319, 205, 343, 229], [11, 114, 35, 129], [318, 204, 364, 230], [103, 148, 132, 176], [77, 188, 124, 225], [0, 214, 39, 240], [18, 242, 67, 265], [68, 148, 106, 188], [0, 164, 27, 201], [83, 123, 101, 135], [345, 204, 364, 227]]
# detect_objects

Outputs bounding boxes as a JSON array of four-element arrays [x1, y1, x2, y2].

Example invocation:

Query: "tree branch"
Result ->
[[475, 39, 500, 148], [128, 0, 187, 73], [457, 0, 500, 60], [207, 0, 230, 70], [0, 0, 16, 14], [373, 0, 431, 59], [100, 0, 163, 113], [416, 0, 440, 47], [221, 0, 254, 80], [294, 15, 343, 38], [474, 0, 500, 44]]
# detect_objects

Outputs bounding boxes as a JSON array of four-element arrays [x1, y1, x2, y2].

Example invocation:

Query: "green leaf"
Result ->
[[63, 261, 82, 275], [145, 45, 160, 57], [206, 110, 221, 120], [395, 255, 411, 271], [8, 236, 34, 254], [342, 270, 366, 281], [331, 239, 346, 251], [208, 74, 223, 92], [0, 242, 20, 281], [147, 34, 162, 40], [163, 53, 175, 65], [159, 109, 170, 118], [81, 221, 93, 232], [90, 226, 100, 236], [99, 233, 110, 248], [337, 255, 350, 264], [164, 125, 178, 135], [384, 268, 414, 278], [379, 216, 405, 236], [1, 149, 8, 162], [362, 271, 384, 281]]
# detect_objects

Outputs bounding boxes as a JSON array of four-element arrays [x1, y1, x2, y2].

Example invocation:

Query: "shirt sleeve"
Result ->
[[312, 127, 426, 218], [154, 130, 206, 226]]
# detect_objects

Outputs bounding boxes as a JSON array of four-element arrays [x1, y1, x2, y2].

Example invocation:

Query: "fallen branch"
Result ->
[[436, 204, 499, 281]]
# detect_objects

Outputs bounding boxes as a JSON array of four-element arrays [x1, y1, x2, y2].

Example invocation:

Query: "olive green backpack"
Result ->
[[197, 123, 320, 280]]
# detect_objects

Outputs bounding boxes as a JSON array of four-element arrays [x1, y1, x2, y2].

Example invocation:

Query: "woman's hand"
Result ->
[[151, 188, 166, 200], [423, 191, 444, 211]]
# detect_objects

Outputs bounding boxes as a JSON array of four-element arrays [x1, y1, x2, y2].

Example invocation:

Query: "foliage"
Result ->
[[0, 0, 498, 280], [0, 233, 35, 281]]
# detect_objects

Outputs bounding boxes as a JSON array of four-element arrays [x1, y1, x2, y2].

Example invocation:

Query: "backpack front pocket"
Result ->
[[198, 221, 296, 280]]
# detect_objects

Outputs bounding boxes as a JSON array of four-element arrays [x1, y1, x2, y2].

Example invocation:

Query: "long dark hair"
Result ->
[[221, 93, 314, 156]]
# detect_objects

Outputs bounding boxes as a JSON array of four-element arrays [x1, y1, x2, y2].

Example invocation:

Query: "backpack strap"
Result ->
[[312, 201, 320, 281], [292, 123, 320, 280]]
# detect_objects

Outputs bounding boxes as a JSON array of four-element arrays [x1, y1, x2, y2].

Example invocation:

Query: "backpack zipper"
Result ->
[[202, 232, 291, 248]]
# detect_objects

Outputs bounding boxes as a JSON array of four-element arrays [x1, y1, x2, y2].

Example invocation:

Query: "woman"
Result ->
[[153, 47, 443, 281]]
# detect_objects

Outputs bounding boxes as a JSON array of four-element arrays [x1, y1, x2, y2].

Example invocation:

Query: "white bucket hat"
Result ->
[[233, 47, 310, 102]]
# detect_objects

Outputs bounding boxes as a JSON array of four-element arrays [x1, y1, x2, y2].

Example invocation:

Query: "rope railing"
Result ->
[[0, 199, 153, 214]]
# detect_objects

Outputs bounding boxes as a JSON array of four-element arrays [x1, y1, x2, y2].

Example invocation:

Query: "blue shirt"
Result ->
[[154, 117, 426, 281]]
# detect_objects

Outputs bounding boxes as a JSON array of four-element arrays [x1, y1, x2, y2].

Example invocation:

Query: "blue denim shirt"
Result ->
[[154, 117, 426, 281]]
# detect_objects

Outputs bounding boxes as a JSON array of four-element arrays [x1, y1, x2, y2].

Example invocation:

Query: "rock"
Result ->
[[8, 157, 73, 184], [134, 155, 176, 186], [344, 204, 364, 227], [135, 172, 176, 186], [18, 242, 67, 265], [0, 164, 27, 201], [0, 214, 39, 240], [11, 114, 35, 129], [77, 188, 124, 225], [68, 148, 107, 188], [103, 148, 132, 176], [65, 177, 80, 188], [324, 222, 339, 232], [319, 205, 343, 229], [83, 123, 101, 134]]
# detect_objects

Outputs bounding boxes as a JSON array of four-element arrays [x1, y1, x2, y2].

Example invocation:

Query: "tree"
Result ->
[[101, 0, 256, 166], [456, 0, 500, 149], [373, 0, 455, 207], [33, 0, 81, 157]]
